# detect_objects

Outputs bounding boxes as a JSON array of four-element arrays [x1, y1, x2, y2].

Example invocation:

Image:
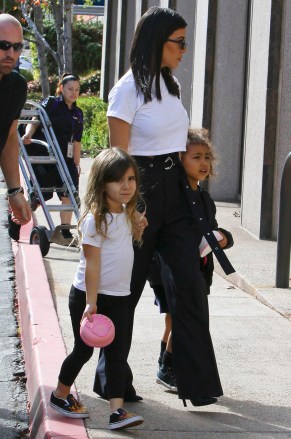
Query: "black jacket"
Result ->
[[148, 185, 234, 295], [199, 187, 234, 293]]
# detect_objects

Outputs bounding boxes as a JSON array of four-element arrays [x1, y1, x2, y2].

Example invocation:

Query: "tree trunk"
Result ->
[[33, 5, 50, 97], [50, 0, 65, 76], [63, 0, 73, 73], [21, 1, 62, 75]]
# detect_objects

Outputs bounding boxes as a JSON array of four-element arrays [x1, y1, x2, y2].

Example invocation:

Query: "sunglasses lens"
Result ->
[[0, 41, 9, 50], [14, 43, 23, 51], [0, 41, 23, 51]]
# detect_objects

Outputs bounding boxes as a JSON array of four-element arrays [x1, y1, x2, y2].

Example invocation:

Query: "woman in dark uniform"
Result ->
[[22, 73, 83, 243]]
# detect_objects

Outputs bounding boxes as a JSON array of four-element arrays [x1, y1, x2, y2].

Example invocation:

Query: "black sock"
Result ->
[[158, 341, 167, 365], [162, 350, 173, 367], [61, 224, 72, 238]]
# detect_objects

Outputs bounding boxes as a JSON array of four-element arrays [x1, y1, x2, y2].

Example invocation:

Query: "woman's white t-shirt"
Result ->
[[73, 212, 134, 297], [107, 70, 189, 156]]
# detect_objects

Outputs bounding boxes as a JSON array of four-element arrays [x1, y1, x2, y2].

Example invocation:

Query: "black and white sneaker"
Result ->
[[109, 408, 143, 430], [50, 392, 89, 418], [156, 364, 177, 392]]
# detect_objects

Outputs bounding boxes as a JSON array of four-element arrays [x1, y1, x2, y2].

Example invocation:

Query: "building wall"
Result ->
[[273, 0, 291, 237], [208, 0, 248, 201], [241, 0, 272, 236]]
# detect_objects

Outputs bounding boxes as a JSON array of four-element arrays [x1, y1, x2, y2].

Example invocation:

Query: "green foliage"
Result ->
[[27, 72, 100, 96], [80, 71, 101, 95], [27, 75, 59, 95], [78, 96, 109, 155], [0, 1, 22, 19], [72, 19, 103, 75], [32, 18, 103, 78], [26, 92, 42, 103], [20, 69, 34, 82], [29, 43, 41, 80]]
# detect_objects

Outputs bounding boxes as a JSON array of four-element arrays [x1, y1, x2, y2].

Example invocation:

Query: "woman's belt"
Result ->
[[133, 152, 180, 171]]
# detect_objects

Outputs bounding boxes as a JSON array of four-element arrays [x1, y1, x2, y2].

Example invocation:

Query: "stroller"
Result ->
[[18, 100, 80, 256]]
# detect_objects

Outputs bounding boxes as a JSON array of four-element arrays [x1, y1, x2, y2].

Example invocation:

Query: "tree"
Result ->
[[20, 0, 73, 95], [63, 0, 73, 72]]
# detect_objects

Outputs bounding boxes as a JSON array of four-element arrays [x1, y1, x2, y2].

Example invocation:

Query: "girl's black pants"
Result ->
[[59, 285, 129, 399]]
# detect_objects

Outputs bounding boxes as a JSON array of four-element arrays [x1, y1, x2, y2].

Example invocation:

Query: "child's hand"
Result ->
[[218, 231, 228, 248], [81, 303, 97, 323], [134, 210, 148, 237]]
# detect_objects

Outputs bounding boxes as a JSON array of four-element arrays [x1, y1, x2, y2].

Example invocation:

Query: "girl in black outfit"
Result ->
[[151, 128, 234, 395]]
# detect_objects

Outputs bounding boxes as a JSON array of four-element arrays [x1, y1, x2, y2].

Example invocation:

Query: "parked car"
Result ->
[[19, 55, 33, 71]]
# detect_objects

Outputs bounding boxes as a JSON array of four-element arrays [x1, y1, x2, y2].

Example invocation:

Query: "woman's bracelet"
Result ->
[[7, 187, 24, 197]]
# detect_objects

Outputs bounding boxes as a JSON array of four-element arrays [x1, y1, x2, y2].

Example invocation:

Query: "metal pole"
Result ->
[[275, 152, 291, 288]]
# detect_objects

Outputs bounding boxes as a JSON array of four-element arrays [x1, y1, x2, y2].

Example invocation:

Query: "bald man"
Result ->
[[0, 14, 31, 239]]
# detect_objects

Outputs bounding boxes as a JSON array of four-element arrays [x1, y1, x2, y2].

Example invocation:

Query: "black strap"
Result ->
[[179, 166, 235, 275]]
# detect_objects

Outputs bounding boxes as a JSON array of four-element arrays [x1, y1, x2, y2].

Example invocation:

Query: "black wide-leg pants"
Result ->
[[94, 153, 223, 400]]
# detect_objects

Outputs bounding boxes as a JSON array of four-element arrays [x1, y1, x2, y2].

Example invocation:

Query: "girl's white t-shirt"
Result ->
[[73, 212, 134, 297], [107, 70, 189, 156]]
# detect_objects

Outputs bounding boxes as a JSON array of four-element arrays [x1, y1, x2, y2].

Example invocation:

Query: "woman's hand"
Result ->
[[73, 141, 81, 175], [81, 303, 97, 323], [22, 119, 39, 144], [22, 133, 32, 145]]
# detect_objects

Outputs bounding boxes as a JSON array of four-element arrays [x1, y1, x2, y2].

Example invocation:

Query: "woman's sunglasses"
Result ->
[[167, 39, 188, 50], [0, 40, 23, 52]]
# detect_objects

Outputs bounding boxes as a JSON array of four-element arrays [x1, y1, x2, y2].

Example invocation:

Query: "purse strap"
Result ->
[[179, 166, 235, 275]]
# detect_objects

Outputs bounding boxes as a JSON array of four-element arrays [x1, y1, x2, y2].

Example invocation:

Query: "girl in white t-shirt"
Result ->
[[50, 148, 144, 431]]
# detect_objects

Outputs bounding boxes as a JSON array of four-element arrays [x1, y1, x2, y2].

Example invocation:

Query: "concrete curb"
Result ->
[[13, 219, 88, 439]]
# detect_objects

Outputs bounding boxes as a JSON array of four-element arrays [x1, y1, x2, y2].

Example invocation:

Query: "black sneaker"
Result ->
[[61, 229, 74, 239], [156, 364, 177, 392], [8, 213, 21, 241], [109, 408, 143, 430], [60, 230, 78, 248], [50, 392, 89, 418]]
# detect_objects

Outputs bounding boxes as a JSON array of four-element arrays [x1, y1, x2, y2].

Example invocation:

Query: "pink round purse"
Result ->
[[80, 314, 115, 348]]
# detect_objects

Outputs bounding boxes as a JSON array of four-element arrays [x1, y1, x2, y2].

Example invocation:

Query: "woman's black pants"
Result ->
[[93, 153, 223, 400]]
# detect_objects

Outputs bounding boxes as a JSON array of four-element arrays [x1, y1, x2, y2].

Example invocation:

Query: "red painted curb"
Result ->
[[13, 218, 89, 439]]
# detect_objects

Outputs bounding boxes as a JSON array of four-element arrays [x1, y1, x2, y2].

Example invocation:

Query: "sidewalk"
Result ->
[[214, 202, 291, 320], [0, 171, 29, 438], [14, 157, 291, 438]]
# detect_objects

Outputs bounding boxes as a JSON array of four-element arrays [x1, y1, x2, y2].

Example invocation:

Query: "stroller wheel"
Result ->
[[30, 226, 50, 257]]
